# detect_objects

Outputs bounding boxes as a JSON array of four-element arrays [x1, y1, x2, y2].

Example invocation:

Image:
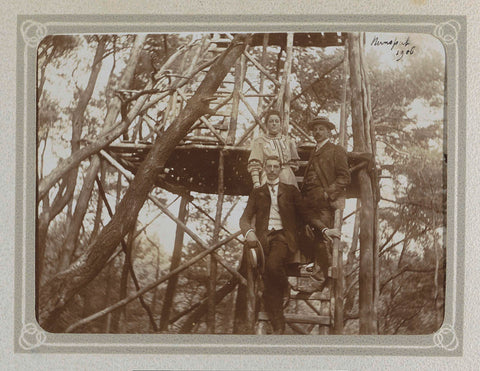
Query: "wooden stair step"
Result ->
[[258, 312, 330, 326], [291, 291, 330, 301]]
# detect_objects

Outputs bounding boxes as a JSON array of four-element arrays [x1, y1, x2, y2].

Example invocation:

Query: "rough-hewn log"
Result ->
[[332, 41, 349, 335], [100, 149, 247, 286], [227, 55, 244, 144], [64, 231, 242, 333], [233, 252, 249, 334], [348, 32, 376, 334], [207, 150, 225, 333], [39, 35, 249, 331], [278, 32, 293, 134], [257, 34, 269, 114]]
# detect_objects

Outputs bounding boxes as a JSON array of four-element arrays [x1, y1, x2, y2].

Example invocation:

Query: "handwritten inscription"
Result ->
[[370, 36, 416, 61]]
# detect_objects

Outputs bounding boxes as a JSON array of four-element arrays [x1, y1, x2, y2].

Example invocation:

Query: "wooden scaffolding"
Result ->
[[65, 32, 374, 334]]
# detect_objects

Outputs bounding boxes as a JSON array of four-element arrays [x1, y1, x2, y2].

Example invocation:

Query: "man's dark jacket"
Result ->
[[302, 141, 350, 203], [240, 183, 324, 254]]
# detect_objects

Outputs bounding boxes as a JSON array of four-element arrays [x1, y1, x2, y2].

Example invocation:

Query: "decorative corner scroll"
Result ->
[[20, 20, 47, 48], [19, 322, 47, 350], [433, 20, 461, 45], [433, 324, 459, 351]]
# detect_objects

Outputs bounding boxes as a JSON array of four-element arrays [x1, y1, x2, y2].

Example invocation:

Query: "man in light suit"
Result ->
[[302, 116, 351, 284], [240, 155, 339, 334]]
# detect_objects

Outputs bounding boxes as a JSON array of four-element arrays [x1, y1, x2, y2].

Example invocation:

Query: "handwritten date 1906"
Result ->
[[371, 36, 416, 61]]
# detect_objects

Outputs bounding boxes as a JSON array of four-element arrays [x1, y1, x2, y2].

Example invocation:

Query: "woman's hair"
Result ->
[[263, 109, 282, 126]]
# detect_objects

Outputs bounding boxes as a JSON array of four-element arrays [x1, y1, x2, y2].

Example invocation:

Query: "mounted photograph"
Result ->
[[35, 30, 447, 337]]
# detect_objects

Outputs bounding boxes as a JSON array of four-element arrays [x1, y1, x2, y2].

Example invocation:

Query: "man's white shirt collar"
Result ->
[[266, 179, 280, 187]]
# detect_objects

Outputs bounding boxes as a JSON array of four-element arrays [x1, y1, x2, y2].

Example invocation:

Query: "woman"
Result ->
[[247, 109, 300, 188]]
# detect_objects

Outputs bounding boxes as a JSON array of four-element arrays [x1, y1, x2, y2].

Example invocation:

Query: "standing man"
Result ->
[[240, 155, 339, 334], [302, 116, 351, 285]]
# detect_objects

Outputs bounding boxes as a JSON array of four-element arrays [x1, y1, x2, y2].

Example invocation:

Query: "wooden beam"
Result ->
[[94, 175, 158, 332], [227, 54, 245, 144], [189, 201, 243, 245], [176, 89, 227, 144], [332, 39, 350, 336], [239, 93, 268, 133], [65, 230, 243, 333], [208, 149, 225, 333], [100, 148, 247, 286], [243, 50, 280, 87], [257, 33, 269, 114], [245, 250, 256, 334], [236, 98, 276, 146], [348, 32, 376, 335], [159, 195, 189, 331], [278, 32, 294, 134], [289, 120, 316, 143], [292, 58, 344, 102]]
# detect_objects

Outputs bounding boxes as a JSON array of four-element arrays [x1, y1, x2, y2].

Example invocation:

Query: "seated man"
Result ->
[[239, 155, 340, 334]]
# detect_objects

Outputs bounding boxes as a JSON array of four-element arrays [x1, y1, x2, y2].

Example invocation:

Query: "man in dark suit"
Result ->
[[302, 116, 351, 284], [240, 155, 339, 334]]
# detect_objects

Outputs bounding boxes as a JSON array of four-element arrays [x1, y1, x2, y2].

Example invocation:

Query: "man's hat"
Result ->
[[307, 116, 336, 131], [246, 240, 265, 273]]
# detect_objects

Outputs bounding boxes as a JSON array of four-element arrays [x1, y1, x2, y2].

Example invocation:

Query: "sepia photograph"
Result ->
[[34, 30, 447, 338]]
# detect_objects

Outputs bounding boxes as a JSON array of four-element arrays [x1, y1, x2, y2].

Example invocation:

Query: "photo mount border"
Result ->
[[15, 14, 466, 356]]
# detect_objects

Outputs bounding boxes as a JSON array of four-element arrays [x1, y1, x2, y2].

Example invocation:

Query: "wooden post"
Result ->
[[245, 251, 256, 333], [331, 38, 350, 335], [348, 32, 376, 335], [339, 39, 349, 148], [276, 33, 294, 135], [257, 34, 269, 115], [359, 36, 379, 334], [207, 149, 225, 333], [283, 33, 294, 133], [159, 195, 189, 331], [227, 54, 246, 144]]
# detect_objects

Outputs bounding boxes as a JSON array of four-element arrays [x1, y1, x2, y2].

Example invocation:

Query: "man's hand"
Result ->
[[253, 182, 261, 188], [323, 228, 341, 242], [245, 230, 258, 245]]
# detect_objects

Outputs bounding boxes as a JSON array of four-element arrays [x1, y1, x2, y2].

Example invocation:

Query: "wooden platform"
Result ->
[[107, 141, 368, 196], [212, 33, 346, 49]]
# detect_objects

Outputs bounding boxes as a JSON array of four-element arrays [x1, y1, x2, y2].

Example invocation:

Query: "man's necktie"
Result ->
[[269, 184, 276, 196]]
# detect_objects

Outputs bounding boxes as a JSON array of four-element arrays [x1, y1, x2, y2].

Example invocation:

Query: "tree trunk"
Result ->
[[37, 35, 147, 200], [159, 195, 189, 331], [111, 254, 129, 333], [58, 156, 101, 271], [37, 37, 119, 281], [38, 34, 249, 331], [90, 161, 106, 243]]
